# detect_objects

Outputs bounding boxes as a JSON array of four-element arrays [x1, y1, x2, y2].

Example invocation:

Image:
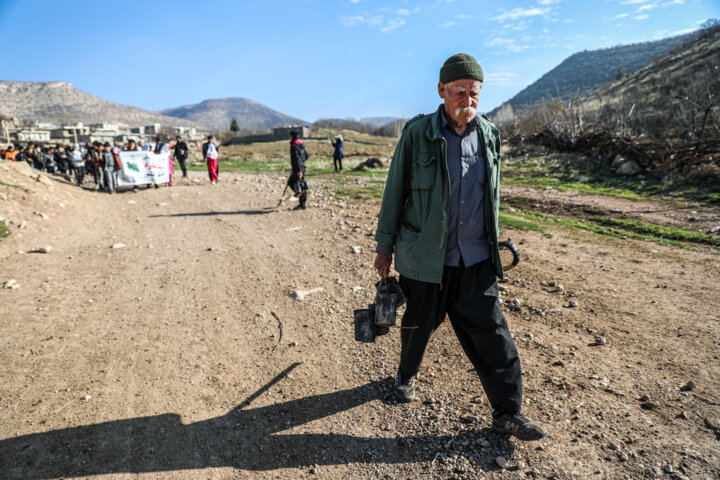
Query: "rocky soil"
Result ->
[[1, 161, 718, 479]]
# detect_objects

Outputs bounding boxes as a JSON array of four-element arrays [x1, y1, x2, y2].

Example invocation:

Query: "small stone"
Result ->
[[640, 401, 658, 410], [554, 285, 564, 292], [496, 456, 508, 469], [477, 438, 490, 448], [681, 380, 696, 391], [82, 395, 92, 401], [351, 286, 364, 293], [289, 341, 299, 347], [707, 226, 720, 234], [36, 174, 53, 186], [127, 200, 137, 205], [351, 246, 362, 254], [460, 414, 478, 424], [31, 246, 53, 254], [594, 336, 607, 345], [569, 300, 578, 307], [663, 464, 674, 474], [111, 243, 126, 249], [3, 279, 18, 289], [291, 287, 324, 301], [677, 411, 688, 420]]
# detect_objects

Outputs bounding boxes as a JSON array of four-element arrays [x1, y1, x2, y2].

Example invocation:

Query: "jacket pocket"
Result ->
[[411, 150, 437, 190]]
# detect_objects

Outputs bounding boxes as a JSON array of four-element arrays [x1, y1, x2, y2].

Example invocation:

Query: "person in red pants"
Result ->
[[202, 135, 219, 184]]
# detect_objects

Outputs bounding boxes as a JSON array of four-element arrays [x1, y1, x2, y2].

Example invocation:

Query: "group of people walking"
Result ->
[[0, 135, 200, 193]]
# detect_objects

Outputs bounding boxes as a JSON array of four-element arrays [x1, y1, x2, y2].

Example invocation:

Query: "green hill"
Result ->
[[491, 31, 697, 115]]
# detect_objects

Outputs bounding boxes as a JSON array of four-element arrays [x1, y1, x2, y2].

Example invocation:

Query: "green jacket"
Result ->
[[375, 104, 503, 284]]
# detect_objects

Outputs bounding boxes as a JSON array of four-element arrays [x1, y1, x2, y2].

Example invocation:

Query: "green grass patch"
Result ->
[[0, 180, 20, 188], [502, 151, 720, 205], [0, 220, 10, 243], [502, 174, 645, 200], [498, 213, 549, 235], [501, 207, 707, 249], [594, 217, 720, 247]]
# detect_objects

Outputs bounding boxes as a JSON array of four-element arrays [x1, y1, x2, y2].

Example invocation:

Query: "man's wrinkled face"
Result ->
[[438, 79, 482, 127]]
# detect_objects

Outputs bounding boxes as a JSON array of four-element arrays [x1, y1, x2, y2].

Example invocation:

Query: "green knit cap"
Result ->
[[439, 53, 484, 84]]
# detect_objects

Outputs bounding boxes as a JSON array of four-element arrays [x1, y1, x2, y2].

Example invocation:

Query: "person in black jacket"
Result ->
[[173, 136, 189, 178], [288, 130, 309, 210]]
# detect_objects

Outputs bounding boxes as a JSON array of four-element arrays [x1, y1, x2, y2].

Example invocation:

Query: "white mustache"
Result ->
[[454, 106, 477, 117]]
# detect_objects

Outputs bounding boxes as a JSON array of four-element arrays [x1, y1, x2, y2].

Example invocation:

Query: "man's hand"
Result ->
[[297, 171, 303, 179], [374, 253, 392, 278]]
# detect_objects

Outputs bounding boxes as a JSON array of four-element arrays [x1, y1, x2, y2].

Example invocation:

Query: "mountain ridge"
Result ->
[[0, 81, 202, 129], [489, 30, 699, 116], [160, 97, 306, 131]]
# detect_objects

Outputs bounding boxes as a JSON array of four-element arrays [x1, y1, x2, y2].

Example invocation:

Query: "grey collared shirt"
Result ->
[[375, 108, 489, 268], [441, 108, 489, 267]]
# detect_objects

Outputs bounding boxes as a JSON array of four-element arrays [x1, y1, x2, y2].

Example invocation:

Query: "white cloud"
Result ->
[[341, 15, 364, 26], [382, 18, 405, 32], [492, 7, 549, 22], [397, 8, 410, 15], [439, 21, 455, 28], [637, 3, 656, 12], [349, 0, 360, 3], [635, 14, 649, 19], [538, 0, 561, 4], [615, 13, 629, 18], [340, 14, 401, 32], [455, 14, 473, 19], [671, 26, 696, 35], [485, 37, 533, 53], [620, 0, 647, 4], [485, 71, 525, 86]]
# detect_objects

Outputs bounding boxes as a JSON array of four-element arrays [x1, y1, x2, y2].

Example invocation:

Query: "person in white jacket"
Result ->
[[202, 136, 219, 184]]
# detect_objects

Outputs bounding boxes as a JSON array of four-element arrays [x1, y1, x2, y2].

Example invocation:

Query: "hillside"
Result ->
[[490, 31, 696, 115], [160, 97, 306, 131], [579, 25, 720, 122], [0, 81, 200, 128]]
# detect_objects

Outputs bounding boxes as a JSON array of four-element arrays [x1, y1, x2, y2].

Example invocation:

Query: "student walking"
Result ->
[[331, 134, 344, 172], [173, 136, 189, 178], [288, 130, 309, 210], [202, 136, 219, 184]]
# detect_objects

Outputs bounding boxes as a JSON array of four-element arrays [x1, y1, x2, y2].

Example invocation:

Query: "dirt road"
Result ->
[[1, 167, 718, 479]]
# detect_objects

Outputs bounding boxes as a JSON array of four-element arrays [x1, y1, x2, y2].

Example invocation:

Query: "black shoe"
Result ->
[[492, 411, 548, 441], [293, 204, 307, 210], [394, 370, 416, 402]]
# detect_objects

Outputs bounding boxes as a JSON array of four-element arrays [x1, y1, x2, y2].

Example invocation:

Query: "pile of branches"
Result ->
[[521, 127, 720, 180]]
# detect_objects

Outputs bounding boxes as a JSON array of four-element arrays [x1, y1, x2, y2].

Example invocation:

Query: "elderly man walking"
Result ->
[[373, 53, 547, 441]]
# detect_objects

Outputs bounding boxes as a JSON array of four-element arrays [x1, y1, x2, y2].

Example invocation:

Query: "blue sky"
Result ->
[[0, 0, 717, 122]]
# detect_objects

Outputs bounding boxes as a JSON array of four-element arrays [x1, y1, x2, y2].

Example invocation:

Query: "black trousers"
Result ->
[[177, 157, 187, 177], [399, 259, 522, 413], [333, 157, 343, 171]]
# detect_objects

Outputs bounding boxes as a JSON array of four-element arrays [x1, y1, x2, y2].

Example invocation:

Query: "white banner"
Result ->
[[117, 151, 171, 186]]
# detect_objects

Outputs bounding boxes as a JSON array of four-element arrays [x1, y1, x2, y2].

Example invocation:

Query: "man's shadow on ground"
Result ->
[[0, 363, 514, 479]]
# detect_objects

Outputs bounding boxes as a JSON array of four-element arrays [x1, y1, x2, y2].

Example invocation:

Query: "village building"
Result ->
[[16, 127, 51, 142]]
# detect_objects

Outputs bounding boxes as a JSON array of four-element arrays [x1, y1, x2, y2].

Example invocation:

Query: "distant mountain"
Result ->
[[490, 31, 698, 115], [160, 98, 306, 131], [0, 81, 200, 128]]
